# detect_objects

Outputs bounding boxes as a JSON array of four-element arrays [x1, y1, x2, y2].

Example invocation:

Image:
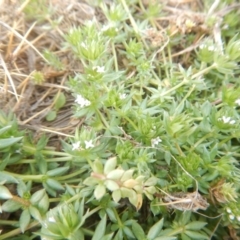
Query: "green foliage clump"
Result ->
[[1, 0, 240, 239]]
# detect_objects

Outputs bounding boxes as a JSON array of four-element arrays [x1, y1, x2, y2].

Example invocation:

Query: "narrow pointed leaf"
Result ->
[[92, 214, 107, 240], [147, 218, 164, 239]]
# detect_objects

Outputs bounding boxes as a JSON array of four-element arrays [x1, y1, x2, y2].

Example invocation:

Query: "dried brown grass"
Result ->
[[0, 0, 96, 147]]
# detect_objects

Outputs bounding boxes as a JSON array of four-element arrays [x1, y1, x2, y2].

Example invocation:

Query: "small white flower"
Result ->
[[75, 94, 91, 108], [72, 141, 80, 151], [226, 208, 232, 214], [235, 99, 240, 106], [119, 93, 127, 100], [84, 140, 94, 149], [48, 216, 56, 223], [207, 45, 215, 51], [102, 24, 119, 32], [218, 116, 235, 125], [102, 24, 111, 32], [95, 66, 105, 73], [81, 42, 87, 49], [222, 116, 231, 123], [229, 214, 235, 220], [151, 137, 162, 147]]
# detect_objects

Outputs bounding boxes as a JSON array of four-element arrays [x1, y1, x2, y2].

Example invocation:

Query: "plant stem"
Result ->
[[192, 63, 216, 79], [112, 41, 118, 71], [55, 169, 87, 181], [0, 221, 39, 240], [3, 171, 44, 181]]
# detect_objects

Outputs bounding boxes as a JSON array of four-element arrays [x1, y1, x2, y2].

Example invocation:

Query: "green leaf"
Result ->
[[0, 125, 12, 135], [101, 233, 114, 240], [181, 211, 192, 225], [201, 101, 212, 117], [47, 166, 69, 177], [83, 177, 99, 186], [0, 185, 13, 199], [0, 171, 19, 183], [185, 230, 208, 239], [120, 169, 134, 182], [144, 177, 158, 186], [0, 137, 22, 149], [164, 151, 172, 166], [106, 208, 117, 222], [30, 189, 46, 204], [36, 135, 48, 150], [120, 187, 134, 199], [181, 233, 192, 240], [0, 155, 11, 171], [132, 221, 146, 240], [114, 229, 123, 240], [112, 189, 121, 203], [17, 180, 28, 197], [71, 229, 85, 240], [35, 153, 47, 174], [2, 199, 22, 212], [92, 214, 106, 240], [43, 182, 56, 197], [147, 218, 164, 239], [123, 226, 135, 238], [20, 209, 31, 233], [38, 193, 49, 213], [92, 159, 103, 174], [104, 157, 117, 175], [46, 179, 64, 191], [185, 221, 207, 230], [46, 110, 57, 121], [106, 169, 124, 180], [29, 206, 42, 222], [105, 180, 119, 191], [54, 92, 66, 110], [94, 184, 106, 200]]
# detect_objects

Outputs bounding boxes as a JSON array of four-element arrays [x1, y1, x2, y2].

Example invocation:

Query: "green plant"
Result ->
[[1, 0, 240, 239]]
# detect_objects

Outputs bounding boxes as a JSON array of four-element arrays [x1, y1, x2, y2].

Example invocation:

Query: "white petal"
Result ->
[[72, 141, 80, 150], [85, 140, 94, 149]]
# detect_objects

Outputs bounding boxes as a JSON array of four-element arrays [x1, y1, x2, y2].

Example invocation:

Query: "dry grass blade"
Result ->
[[0, 20, 48, 62], [0, 53, 19, 101]]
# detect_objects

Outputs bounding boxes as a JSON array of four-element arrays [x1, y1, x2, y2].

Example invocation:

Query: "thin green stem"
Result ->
[[113, 208, 123, 227], [192, 63, 216, 79], [15, 156, 73, 164], [160, 78, 188, 97], [55, 169, 86, 181], [112, 41, 118, 71], [3, 171, 44, 181], [174, 84, 196, 116], [115, 107, 138, 131], [41, 150, 71, 156], [175, 142, 184, 156], [96, 109, 110, 129], [161, 50, 170, 80], [189, 132, 215, 152], [0, 221, 39, 240], [0, 220, 18, 225], [49, 198, 61, 202]]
